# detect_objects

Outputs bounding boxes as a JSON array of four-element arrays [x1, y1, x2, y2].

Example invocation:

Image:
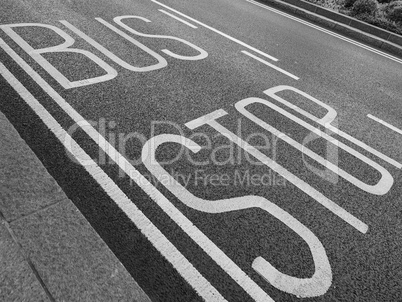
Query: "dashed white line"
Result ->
[[0, 61, 227, 302], [151, 0, 279, 62], [246, 0, 402, 65], [159, 9, 198, 28], [242, 50, 299, 80], [368, 114, 402, 136]]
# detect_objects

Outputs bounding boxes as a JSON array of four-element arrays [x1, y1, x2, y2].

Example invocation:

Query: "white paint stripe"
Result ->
[[159, 9, 198, 28], [242, 50, 299, 80], [0, 40, 272, 302], [367, 114, 402, 136], [0, 62, 226, 302], [246, 0, 402, 65], [151, 0, 279, 62]]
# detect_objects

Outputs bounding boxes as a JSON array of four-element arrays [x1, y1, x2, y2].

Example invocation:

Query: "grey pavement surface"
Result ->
[[0, 110, 151, 302], [0, 0, 401, 301]]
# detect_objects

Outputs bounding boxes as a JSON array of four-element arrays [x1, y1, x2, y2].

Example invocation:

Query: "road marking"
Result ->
[[367, 114, 402, 136], [246, 0, 402, 65], [262, 86, 402, 169], [143, 134, 332, 298], [0, 61, 227, 302], [0, 39, 271, 302], [151, 0, 279, 62], [159, 9, 198, 28], [186, 109, 369, 234], [242, 50, 299, 80]]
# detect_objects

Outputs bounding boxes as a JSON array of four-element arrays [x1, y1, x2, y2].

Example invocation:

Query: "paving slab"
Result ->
[[0, 110, 151, 302], [0, 111, 65, 222], [0, 218, 50, 302], [10, 199, 151, 302]]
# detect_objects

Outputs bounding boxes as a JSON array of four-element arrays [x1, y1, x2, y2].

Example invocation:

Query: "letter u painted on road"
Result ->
[[142, 134, 332, 298]]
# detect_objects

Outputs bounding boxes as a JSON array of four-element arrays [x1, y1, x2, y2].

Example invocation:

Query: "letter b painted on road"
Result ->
[[1, 23, 118, 89]]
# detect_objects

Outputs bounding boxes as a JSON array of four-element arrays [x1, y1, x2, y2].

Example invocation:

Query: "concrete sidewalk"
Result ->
[[0, 110, 151, 302]]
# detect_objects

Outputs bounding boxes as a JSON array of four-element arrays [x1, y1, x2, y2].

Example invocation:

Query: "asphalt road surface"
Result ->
[[1, 0, 402, 301]]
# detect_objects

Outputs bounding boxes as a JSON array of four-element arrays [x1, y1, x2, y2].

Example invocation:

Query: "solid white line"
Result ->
[[246, 0, 402, 65], [151, 0, 279, 62], [0, 62, 227, 302], [159, 9, 198, 28], [242, 50, 299, 80], [0, 39, 273, 302], [367, 114, 402, 135]]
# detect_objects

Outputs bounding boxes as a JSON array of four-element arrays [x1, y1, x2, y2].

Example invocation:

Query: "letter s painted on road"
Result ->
[[142, 134, 332, 298], [114, 16, 208, 61]]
